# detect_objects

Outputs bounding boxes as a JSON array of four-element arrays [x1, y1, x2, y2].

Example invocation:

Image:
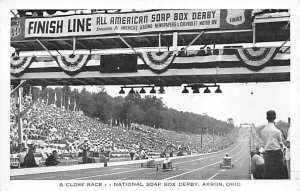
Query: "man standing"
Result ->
[[285, 117, 291, 178], [129, 148, 136, 160], [261, 110, 285, 179]]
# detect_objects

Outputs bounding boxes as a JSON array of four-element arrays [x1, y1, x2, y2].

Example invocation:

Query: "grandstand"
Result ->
[[10, 92, 235, 167]]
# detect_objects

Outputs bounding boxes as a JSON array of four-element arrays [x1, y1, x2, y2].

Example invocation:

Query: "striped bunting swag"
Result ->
[[139, 51, 177, 73], [55, 54, 91, 76], [10, 56, 35, 76], [236, 47, 278, 71]]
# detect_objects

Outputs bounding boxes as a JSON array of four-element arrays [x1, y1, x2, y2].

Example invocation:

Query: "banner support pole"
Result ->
[[252, 23, 256, 47], [118, 35, 137, 54], [280, 38, 290, 48], [172, 32, 178, 51], [36, 39, 56, 59], [182, 31, 205, 52], [11, 80, 26, 96], [17, 87, 23, 152], [73, 37, 76, 55], [159, 33, 161, 52]]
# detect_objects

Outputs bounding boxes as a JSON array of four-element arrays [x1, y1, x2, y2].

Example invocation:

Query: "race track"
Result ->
[[11, 139, 251, 180]]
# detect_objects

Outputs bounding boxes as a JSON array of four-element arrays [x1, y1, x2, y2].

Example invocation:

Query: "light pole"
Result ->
[[212, 127, 215, 144], [200, 127, 207, 151]]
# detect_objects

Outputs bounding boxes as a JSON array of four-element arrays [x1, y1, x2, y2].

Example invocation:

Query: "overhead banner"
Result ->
[[11, 9, 253, 40], [23, 10, 220, 38]]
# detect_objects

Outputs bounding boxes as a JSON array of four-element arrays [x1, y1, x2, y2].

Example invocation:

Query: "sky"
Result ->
[[81, 81, 290, 127]]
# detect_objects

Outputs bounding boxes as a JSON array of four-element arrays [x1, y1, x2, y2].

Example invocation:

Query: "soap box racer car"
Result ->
[[141, 157, 161, 168], [157, 156, 178, 171], [220, 154, 234, 169]]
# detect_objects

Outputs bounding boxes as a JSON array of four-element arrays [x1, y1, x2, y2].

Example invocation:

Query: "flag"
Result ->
[[54, 92, 57, 103], [110, 115, 113, 127], [46, 92, 49, 105], [67, 97, 70, 110], [73, 100, 76, 111], [61, 95, 63, 108]]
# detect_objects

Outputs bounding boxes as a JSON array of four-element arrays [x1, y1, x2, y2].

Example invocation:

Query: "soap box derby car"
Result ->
[[220, 153, 234, 169]]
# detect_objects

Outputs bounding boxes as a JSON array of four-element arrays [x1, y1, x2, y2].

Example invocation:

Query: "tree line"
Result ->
[[24, 86, 235, 136]]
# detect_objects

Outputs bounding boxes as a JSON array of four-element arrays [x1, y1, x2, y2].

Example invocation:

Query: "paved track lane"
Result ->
[[11, 140, 250, 180]]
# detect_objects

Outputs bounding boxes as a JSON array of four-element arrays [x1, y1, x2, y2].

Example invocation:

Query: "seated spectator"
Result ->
[[177, 151, 184, 156], [196, 46, 206, 56], [160, 149, 166, 158], [251, 148, 265, 179], [45, 150, 60, 166], [140, 149, 147, 159], [177, 48, 187, 57]]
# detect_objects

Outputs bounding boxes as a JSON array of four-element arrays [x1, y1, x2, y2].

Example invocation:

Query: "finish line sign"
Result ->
[[24, 10, 220, 38], [11, 9, 252, 40]]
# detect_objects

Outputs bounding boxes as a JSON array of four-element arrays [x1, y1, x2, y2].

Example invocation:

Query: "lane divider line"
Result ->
[[117, 177, 128, 180], [164, 161, 222, 180], [173, 141, 244, 165], [34, 175, 56, 180], [208, 173, 219, 180], [146, 172, 158, 175], [73, 168, 144, 180], [85, 168, 121, 174]]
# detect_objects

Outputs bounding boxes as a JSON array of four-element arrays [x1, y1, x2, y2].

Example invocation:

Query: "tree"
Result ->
[[160, 110, 175, 130], [77, 88, 96, 117], [112, 96, 125, 126], [227, 118, 234, 126], [128, 104, 145, 124], [140, 95, 164, 111], [28, 86, 236, 135], [144, 107, 163, 128]]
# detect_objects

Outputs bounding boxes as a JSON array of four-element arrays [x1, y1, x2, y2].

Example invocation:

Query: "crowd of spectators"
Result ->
[[10, 93, 235, 168]]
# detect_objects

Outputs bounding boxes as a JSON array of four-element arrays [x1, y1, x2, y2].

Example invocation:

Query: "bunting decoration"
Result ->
[[55, 54, 91, 76], [236, 47, 278, 71], [10, 56, 35, 77], [139, 51, 177, 74]]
